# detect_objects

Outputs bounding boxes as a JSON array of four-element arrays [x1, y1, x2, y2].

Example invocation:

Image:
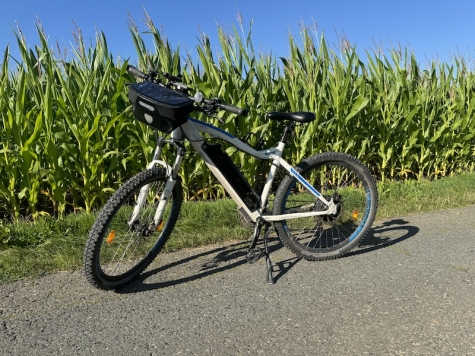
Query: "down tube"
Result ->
[[180, 120, 263, 222]]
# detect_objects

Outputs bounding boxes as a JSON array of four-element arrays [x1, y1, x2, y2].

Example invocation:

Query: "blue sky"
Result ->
[[1, 0, 474, 66]]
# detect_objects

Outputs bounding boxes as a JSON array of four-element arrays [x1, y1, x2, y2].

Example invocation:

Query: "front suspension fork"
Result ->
[[128, 136, 185, 231]]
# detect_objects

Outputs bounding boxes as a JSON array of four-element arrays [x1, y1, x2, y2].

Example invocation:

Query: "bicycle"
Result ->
[[83, 65, 378, 290]]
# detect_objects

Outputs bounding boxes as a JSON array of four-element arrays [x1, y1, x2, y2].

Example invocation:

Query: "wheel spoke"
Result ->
[[273, 153, 377, 260]]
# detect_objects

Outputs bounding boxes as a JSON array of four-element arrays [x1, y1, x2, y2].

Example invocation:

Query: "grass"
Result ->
[[377, 171, 475, 216], [1, 171, 475, 285]]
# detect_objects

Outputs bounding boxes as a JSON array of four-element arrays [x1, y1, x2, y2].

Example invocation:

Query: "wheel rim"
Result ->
[[281, 161, 372, 253]]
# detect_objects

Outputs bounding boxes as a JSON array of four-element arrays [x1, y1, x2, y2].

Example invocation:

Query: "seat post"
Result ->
[[280, 122, 296, 143]]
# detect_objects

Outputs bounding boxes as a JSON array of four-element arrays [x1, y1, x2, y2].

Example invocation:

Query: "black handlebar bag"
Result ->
[[128, 82, 194, 134]]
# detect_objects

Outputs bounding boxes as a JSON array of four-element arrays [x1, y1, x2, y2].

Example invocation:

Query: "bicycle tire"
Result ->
[[273, 152, 378, 261], [83, 167, 183, 290]]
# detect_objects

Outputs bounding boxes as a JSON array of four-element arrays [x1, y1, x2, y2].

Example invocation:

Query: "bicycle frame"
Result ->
[[84, 65, 378, 289], [129, 116, 338, 229]]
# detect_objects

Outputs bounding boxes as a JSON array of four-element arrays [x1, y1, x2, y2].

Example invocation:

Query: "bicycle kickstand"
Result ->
[[262, 222, 275, 285], [246, 219, 275, 285]]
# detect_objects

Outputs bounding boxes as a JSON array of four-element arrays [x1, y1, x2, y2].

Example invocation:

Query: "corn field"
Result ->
[[1, 15, 475, 221]]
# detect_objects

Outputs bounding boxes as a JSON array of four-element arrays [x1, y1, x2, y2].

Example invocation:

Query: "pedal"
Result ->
[[246, 248, 264, 264]]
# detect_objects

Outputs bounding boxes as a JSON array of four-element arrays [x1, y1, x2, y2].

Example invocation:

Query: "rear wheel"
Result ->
[[273, 152, 378, 261], [83, 167, 183, 290]]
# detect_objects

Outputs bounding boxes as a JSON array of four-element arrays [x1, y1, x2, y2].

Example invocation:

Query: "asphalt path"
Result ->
[[1, 206, 475, 355]]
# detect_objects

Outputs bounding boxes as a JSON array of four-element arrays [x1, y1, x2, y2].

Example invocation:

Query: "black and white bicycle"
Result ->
[[83, 65, 378, 290]]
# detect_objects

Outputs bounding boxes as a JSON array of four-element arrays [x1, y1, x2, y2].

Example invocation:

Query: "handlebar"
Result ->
[[126, 65, 248, 117], [217, 103, 249, 117], [126, 65, 146, 80]]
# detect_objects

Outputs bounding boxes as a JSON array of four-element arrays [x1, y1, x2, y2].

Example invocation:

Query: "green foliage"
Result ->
[[0, 25, 145, 221], [1, 15, 475, 223]]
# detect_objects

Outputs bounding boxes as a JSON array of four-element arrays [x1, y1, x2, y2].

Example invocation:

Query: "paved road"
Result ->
[[1, 206, 475, 355]]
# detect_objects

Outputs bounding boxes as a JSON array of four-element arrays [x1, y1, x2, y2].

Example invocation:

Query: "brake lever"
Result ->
[[204, 109, 225, 125], [146, 71, 159, 82], [201, 103, 225, 125], [214, 116, 225, 125]]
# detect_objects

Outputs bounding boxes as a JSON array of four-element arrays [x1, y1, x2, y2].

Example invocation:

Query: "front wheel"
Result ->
[[273, 152, 378, 261], [83, 167, 183, 290]]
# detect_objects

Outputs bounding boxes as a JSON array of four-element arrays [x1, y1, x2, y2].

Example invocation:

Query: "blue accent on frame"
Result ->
[[290, 168, 321, 197]]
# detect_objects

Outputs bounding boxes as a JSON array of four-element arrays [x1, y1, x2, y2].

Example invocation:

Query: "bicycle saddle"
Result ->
[[266, 111, 316, 123]]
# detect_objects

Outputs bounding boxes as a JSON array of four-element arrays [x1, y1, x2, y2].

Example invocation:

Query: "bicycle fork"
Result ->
[[128, 138, 185, 232]]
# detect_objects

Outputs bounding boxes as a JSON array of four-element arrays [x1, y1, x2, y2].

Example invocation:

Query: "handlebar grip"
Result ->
[[126, 65, 146, 79], [218, 103, 249, 117]]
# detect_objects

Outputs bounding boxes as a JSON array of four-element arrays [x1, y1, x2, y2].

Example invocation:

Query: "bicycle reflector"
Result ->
[[107, 230, 116, 244], [156, 221, 164, 232]]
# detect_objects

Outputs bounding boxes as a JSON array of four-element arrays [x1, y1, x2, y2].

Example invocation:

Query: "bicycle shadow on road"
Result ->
[[347, 218, 420, 257], [117, 237, 298, 294], [117, 218, 419, 294]]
